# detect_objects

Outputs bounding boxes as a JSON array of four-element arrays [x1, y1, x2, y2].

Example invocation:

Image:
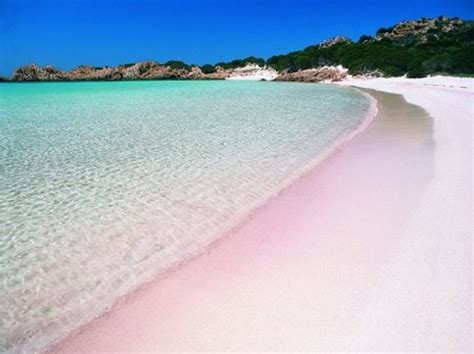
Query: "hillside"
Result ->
[[267, 16, 474, 78], [6, 16, 474, 82]]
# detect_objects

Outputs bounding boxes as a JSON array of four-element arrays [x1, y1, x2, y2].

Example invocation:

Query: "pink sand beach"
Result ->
[[50, 78, 473, 352]]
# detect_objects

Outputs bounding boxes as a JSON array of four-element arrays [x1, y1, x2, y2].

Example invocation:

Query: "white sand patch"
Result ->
[[226, 64, 278, 81], [337, 76, 473, 349], [345, 74, 474, 91]]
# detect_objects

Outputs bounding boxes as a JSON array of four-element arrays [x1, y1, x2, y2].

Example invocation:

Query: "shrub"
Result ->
[[358, 35, 373, 43], [201, 64, 216, 74], [165, 60, 190, 71]]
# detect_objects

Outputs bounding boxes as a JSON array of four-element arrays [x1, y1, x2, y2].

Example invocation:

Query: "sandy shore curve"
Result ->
[[49, 81, 472, 352]]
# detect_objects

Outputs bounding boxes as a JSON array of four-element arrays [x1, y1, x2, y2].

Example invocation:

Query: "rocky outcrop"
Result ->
[[275, 65, 348, 83], [9, 62, 228, 82], [201, 66, 230, 80], [375, 16, 467, 44], [10, 62, 348, 83], [319, 36, 352, 48], [121, 62, 175, 79], [12, 64, 67, 81], [67, 65, 115, 80]]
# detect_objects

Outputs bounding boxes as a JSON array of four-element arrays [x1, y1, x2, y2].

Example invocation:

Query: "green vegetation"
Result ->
[[193, 17, 473, 78], [265, 17, 474, 77], [200, 64, 216, 74], [215, 56, 265, 70], [164, 60, 191, 71], [358, 35, 373, 43]]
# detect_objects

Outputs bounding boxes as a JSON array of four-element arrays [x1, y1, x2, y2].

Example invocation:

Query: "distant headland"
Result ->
[[4, 16, 473, 83]]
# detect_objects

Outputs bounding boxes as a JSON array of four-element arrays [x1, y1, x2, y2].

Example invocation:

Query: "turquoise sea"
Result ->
[[0, 81, 370, 352]]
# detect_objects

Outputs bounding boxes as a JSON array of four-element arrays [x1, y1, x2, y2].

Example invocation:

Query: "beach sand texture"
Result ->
[[50, 82, 472, 352]]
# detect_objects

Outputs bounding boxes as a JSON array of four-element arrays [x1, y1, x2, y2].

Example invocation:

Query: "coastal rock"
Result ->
[[9, 61, 230, 82], [123, 62, 174, 79], [275, 65, 348, 83], [12, 64, 66, 81], [201, 66, 230, 79], [67, 65, 115, 80], [188, 66, 204, 79]]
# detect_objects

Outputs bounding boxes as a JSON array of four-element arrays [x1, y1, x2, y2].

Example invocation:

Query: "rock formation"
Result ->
[[10, 62, 223, 82], [274, 65, 348, 83], [9, 62, 252, 82], [319, 36, 352, 48], [375, 16, 466, 43], [10, 62, 350, 83], [11, 64, 66, 81]]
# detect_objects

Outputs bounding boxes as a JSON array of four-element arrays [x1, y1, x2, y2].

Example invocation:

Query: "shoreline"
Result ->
[[41, 85, 378, 353], [50, 79, 472, 352]]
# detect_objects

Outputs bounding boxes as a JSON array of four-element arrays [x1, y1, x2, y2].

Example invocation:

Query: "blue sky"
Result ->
[[0, 0, 472, 76]]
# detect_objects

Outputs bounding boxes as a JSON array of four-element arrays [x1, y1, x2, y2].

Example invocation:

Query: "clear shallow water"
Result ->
[[0, 81, 370, 352]]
